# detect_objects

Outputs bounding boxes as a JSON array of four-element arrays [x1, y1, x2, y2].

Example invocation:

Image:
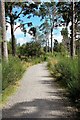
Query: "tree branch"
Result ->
[[14, 22, 28, 32], [14, 24, 22, 32], [6, 20, 11, 24], [14, 9, 23, 20]]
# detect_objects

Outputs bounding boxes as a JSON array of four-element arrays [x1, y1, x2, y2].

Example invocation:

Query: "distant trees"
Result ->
[[17, 41, 42, 57], [61, 28, 69, 51], [1, 1, 79, 59], [39, 20, 50, 53], [38, 2, 68, 53], [38, 2, 58, 53], [53, 39, 59, 52]]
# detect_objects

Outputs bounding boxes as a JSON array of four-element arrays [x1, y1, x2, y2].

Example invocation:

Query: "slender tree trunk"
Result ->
[[11, 20, 16, 56], [10, 6, 16, 56], [46, 39, 48, 53], [51, 27, 53, 53], [70, 1, 75, 58], [0, 0, 8, 61], [0, 2, 2, 61], [49, 7, 53, 53], [78, 38, 80, 83], [48, 38, 50, 52]]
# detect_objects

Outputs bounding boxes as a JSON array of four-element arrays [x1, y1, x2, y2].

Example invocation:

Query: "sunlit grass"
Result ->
[[1, 57, 32, 107], [0, 81, 20, 108], [1, 56, 44, 107], [47, 53, 79, 108]]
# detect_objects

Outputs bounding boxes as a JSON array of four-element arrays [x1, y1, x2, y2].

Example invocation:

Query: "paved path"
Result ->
[[2, 62, 77, 119]]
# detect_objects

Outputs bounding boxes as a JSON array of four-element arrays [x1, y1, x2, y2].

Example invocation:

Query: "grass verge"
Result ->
[[1, 55, 46, 107], [1, 56, 32, 107], [47, 53, 80, 110], [0, 81, 19, 108]]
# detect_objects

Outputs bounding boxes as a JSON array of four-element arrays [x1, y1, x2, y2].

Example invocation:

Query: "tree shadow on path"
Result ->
[[2, 98, 79, 119], [2, 74, 80, 119]]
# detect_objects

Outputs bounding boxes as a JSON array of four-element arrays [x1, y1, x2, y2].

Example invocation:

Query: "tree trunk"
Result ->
[[46, 39, 48, 53], [0, 1, 8, 61], [10, 6, 16, 56], [48, 38, 50, 52], [51, 27, 53, 53], [78, 38, 80, 83], [11, 20, 16, 56], [70, 1, 75, 58]]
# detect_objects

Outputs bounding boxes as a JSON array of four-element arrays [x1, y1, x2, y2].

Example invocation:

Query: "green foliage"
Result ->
[[61, 28, 68, 38], [2, 53, 47, 90], [31, 57, 43, 64], [2, 56, 25, 90], [57, 43, 69, 56], [53, 39, 59, 52], [17, 41, 43, 57], [48, 54, 80, 106], [7, 41, 12, 54], [53, 42, 69, 56], [5, 2, 39, 56]]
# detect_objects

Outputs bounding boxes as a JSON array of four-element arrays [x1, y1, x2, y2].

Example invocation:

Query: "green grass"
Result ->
[[47, 53, 80, 108], [2, 56, 26, 90], [19, 55, 48, 64], [0, 81, 20, 108], [1, 55, 46, 107], [1, 56, 30, 106]]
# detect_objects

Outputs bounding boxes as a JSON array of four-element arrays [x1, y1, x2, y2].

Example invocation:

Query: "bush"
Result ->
[[17, 41, 43, 57], [2, 56, 25, 90], [48, 55, 80, 104], [31, 55, 46, 64]]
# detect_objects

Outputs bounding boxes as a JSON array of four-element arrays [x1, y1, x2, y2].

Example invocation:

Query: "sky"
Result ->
[[7, 16, 64, 45], [7, 21, 63, 45], [6, 1, 67, 46]]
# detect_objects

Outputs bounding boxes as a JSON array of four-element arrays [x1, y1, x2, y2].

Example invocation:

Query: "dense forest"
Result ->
[[0, 0, 80, 113]]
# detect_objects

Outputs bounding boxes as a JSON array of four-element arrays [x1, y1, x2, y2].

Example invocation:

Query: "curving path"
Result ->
[[2, 62, 77, 119]]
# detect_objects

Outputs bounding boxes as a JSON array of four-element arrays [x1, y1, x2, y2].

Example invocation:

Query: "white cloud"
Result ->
[[17, 38, 26, 45], [17, 34, 32, 45]]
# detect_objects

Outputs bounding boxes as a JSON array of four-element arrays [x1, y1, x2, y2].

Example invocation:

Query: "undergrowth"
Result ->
[[47, 53, 80, 109], [2, 56, 26, 90], [1, 55, 47, 105]]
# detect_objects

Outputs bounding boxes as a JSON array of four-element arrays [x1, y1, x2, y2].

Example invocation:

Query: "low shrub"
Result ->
[[2, 56, 26, 90], [2, 54, 48, 90], [48, 55, 80, 105], [32, 56, 45, 64]]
